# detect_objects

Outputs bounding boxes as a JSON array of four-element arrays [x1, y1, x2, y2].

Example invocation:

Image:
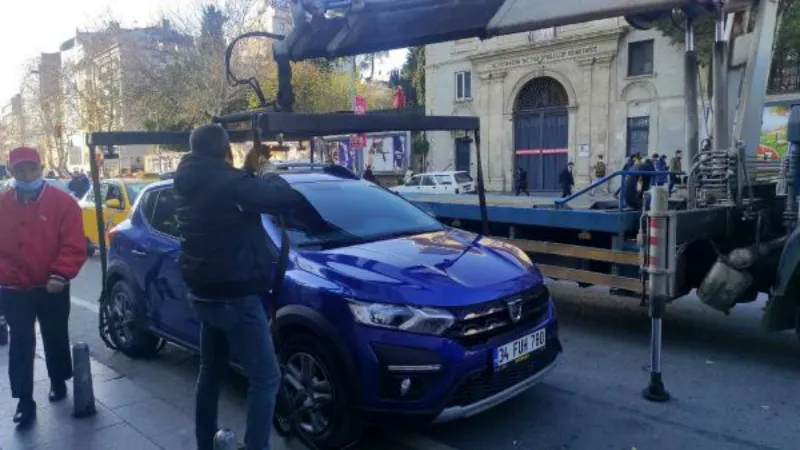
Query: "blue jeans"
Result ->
[[192, 294, 280, 450]]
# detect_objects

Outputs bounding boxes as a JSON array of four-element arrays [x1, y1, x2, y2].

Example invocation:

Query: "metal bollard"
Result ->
[[72, 342, 97, 418], [0, 315, 8, 346], [213, 429, 237, 450], [642, 185, 671, 402]]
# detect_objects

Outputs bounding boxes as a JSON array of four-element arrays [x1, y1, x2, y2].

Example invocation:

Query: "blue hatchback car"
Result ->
[[104, 166, 562, 449]]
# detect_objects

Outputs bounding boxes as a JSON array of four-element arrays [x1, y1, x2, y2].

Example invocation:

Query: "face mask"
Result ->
[[13, 178, 45, 192]]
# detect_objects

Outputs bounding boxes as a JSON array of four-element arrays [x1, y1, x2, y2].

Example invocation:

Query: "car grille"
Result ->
[[444, 341, 560, 408], [445, 285, 550, 347]]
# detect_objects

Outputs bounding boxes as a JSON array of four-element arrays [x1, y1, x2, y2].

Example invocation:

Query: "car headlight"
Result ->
[[347, 300, 455, 336]]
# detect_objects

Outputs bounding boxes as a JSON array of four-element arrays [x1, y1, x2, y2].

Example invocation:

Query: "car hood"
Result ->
[[296, 229, 543, 307]]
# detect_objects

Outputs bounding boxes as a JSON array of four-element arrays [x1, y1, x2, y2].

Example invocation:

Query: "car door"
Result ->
[[80, 182, 110, 246], [104, 182, 130, 232], [420, 174, 438, 194], [139, 187, 196, 344]]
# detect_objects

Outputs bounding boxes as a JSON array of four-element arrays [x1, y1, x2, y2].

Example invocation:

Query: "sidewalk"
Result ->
[[0, 340, 292, 450]]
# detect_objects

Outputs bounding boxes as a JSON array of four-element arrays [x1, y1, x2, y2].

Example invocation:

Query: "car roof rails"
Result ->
[[273, 162, 360, 180]]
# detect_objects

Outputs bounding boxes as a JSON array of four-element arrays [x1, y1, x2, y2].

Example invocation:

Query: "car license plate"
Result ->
[[493, 328, 546, 369]]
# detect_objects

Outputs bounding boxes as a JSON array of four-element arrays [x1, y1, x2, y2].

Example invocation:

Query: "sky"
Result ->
[[0, 0, 407, 107]]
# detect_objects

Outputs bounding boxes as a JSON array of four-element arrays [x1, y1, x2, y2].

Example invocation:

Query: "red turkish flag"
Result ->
[[393, 86, 406, 108]]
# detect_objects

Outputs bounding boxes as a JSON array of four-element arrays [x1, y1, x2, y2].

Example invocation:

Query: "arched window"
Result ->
[[514, 77, 569, 112]]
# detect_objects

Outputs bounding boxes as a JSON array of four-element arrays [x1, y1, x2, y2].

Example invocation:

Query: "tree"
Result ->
[[358, 51, 391, 80]]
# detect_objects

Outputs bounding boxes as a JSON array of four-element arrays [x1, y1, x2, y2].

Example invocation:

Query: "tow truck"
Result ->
[[84, 0, 798, 448], [261, 0, 798, 336]]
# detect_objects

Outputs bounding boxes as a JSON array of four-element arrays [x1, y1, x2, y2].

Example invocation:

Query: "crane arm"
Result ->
[[276, 0, 731, 61]]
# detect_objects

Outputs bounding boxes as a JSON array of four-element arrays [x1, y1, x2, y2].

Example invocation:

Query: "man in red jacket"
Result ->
[[0, 146, 87, 428]]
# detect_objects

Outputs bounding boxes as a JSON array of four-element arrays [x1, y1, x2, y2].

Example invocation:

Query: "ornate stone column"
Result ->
[[477, 70, 507, 191]]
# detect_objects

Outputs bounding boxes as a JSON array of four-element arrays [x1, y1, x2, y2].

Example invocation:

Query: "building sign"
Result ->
[[490, 45, 599, 70]]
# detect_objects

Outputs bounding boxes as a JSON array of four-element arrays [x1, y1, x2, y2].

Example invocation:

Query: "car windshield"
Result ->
[[454, 172, 473, 183], [282, 181, 444, 249], [125, 182, 149, 203]]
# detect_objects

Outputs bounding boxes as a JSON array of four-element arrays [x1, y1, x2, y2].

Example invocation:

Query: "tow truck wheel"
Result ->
[[107, 279, 161, 358], [274, 333, 361, 450]]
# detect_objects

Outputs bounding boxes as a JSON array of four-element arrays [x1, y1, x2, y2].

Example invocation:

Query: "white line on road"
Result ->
[[69, 296, 462, 450], [71, 295, 99, 313]]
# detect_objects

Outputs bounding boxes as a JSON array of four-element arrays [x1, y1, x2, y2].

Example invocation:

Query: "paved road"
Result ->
[[68, 258, 800, 450]]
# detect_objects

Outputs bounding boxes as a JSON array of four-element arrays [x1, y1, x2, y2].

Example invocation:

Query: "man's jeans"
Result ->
[[192, 294, 281, 450]]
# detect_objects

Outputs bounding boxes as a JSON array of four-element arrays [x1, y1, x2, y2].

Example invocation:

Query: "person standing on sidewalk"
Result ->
[[589, 154, 608, 196], [174, 124, 302, 450], [559, 162, 575, 198], [0, 146, 87, 428]]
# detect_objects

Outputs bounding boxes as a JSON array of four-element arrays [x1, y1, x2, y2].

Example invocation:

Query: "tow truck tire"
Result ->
[[274, 333, 361, 450], [108, 279, 161, 359]]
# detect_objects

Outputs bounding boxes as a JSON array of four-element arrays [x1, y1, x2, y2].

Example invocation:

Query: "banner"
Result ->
[[760, 106, 790, 160], [365, 134, 406, 172]]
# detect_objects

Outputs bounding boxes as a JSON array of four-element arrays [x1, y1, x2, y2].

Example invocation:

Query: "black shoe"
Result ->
[[49, 381, 67, 403], [13, 399, 36, 427]]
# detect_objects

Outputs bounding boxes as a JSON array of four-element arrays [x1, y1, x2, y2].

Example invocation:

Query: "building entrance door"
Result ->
[[513, 77, 570, 192]]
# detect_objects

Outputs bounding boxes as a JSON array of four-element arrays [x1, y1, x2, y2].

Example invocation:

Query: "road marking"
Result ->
[[69, 295, 461, 450], [71, 295, 99, 313]]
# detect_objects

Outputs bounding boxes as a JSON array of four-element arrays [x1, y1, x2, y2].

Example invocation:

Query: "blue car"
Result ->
[[104, 167, 562, 449]]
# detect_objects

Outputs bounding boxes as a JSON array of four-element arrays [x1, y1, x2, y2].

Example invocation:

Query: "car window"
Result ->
[[137, 189, 159, 223], [125, 182, 149, 204], [434, 175, 453, 185], [281, 181, 443, 248], [85, 183, 110, 203], [421, 175, 436, 186], [454, 172, 473, 183], [150, 188, 179, 238], [106, 183, 125, 207], [406, 175, 421, 186]]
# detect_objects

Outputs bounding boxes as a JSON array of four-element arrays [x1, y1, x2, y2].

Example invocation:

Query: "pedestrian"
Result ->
[[614, 154, 637, 199], [363, 164, 376, 182], [0, 146, 87, 428], [173, 124, 303, 450], [669, 150, 683, 194], [559, 162, 575, 198], [590, 154, 608, 196], [68, 170, 90, 199], [514, 166, 530, 196]]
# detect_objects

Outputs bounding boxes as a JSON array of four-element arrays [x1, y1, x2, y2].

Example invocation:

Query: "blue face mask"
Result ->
[[13, 178, 45, 192]]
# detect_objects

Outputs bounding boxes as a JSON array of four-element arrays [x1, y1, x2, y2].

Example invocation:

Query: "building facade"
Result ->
[[425, 19, 692, 192]]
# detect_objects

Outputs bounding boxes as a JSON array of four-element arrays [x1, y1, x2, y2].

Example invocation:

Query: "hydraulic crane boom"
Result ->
[[269, 0, 778, 205], [276, 0, 738, 61]]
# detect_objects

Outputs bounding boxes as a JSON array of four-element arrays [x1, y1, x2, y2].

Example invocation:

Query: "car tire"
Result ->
[[107, 279, 161, 359], [273, 333, 361, 450]]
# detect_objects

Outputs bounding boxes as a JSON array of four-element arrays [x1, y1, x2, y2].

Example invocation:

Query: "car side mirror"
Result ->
[[105, 199, 122, 209]]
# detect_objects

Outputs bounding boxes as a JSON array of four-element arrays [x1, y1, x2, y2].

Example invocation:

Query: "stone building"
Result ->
[[424, 18, 693, 192]]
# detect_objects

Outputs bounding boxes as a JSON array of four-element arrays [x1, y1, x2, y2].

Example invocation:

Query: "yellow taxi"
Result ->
[[80, 179, 152, 255]]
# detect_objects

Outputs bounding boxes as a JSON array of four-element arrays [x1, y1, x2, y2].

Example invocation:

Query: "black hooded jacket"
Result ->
[[173, 153, 300, 299]]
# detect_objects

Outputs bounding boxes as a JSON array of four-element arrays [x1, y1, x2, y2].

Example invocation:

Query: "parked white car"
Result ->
[[392, 171, 475, 195]]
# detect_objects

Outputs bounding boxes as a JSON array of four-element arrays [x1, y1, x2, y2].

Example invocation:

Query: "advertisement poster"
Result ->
[[323, 139, 361, 173], [760, 106, 790, 161], [365, 134, 407, 173]]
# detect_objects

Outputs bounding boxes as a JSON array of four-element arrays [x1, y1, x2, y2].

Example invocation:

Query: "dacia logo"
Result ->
[[507, 298, 523, 323]]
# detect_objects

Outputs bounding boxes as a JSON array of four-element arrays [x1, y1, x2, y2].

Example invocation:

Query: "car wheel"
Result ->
[[273, 334, 361, 450], [107, 279, 161, 359], [86, 239, 96, 257]]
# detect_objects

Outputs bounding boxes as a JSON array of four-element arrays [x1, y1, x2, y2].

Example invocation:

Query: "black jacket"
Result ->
[[559, 168, 574, 187], [173, 153, 300, 299]]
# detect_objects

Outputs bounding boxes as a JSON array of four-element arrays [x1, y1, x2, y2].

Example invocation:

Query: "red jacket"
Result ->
[[0, 184, 87, 289]]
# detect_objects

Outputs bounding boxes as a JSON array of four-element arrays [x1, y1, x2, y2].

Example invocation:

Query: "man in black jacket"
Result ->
[[173, 124, 301, 450]]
